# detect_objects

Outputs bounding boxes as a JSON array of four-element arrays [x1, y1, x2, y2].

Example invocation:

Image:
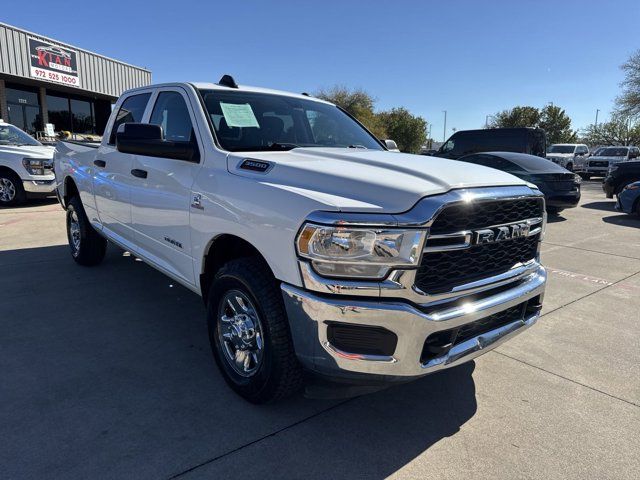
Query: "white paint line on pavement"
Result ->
[[547, 267, 639, 292]]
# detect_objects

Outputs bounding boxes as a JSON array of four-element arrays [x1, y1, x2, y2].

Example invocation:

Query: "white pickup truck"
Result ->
[[54, 77, 547, 403], [0, 121, 55, 206]]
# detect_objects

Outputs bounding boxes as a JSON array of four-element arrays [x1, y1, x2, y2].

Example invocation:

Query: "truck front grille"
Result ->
[[429, 198, 543, 235], [416, 198, 543, 294]]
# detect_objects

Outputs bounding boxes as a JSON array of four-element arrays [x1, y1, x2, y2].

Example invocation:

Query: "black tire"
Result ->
[[547, 207, 563, 215], [566, 163, 573, 172], [0, 170, 27, 207], [579, 173, 591, 181], [207, 257, 302, 403], [66, 196, 107, 266]]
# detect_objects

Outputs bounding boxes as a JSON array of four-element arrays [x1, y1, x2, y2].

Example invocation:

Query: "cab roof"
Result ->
[[122, 81, 334, 106]]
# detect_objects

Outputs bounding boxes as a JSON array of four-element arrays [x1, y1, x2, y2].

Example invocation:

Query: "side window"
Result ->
[[108, 93, 151, 144], [149, 91, 195, 143]]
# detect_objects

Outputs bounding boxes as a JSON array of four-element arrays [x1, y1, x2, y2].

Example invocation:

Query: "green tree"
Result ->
[[616, 50, 640, 118], [377, 108, 427, 153], [489, 105, 576, 144], [581, 115, 640, 146], [539, 105, 576, 143], [489, 106, 540, 128], [315, 86, 387, 139]]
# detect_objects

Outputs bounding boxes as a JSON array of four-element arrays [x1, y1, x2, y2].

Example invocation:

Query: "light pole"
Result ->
[[442, 110, 447, 142], [595, 109, 600, 126]]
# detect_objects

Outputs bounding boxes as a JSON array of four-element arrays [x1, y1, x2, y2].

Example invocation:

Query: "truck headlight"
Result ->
[[22, 158, 45, 175], [296, 224, 426, 278]]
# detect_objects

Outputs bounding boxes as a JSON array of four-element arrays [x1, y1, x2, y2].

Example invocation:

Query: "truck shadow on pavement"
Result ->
[[0, 244, 477, 480]]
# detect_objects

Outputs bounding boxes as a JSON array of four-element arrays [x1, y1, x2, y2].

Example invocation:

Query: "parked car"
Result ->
[[420, 149, 439, 156], [603, 160, 640, 197], [54, 78, 547, 403], [433, 127, 546, 160], [615, 182, 640, 216], [546, 143, 589, 171], [583, 146, 640, 179], [0, 121, 55, 206], [457, 151, 580, 214]]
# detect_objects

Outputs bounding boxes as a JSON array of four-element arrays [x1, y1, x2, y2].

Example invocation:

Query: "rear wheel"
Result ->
[[0, 170, 26, 207], [579, 173, 591, 180], [207, 257, 302, 403], [66, 196, 107, 266]]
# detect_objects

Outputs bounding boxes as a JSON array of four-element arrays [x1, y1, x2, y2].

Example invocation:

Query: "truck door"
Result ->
[[129, 87, 203, 285], [93, 92, 152, 242]]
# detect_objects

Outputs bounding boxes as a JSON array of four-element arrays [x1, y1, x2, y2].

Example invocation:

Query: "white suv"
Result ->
[[0, 121, 55, 206], [546, 143, 589, 171]]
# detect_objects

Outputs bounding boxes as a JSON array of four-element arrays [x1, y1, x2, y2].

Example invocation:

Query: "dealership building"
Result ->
[[0, 22, 151, 137]]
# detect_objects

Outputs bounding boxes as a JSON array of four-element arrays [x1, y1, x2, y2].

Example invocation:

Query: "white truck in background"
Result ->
[[0, 121, 55, 206], [54, 76, 547, 403]]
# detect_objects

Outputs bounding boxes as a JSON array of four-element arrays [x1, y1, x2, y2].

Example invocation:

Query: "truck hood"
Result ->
[[590, 156, 625, 162], [0, 144, 55, 159], [227, 148, 528, 212], [547, 153, 574, 158]]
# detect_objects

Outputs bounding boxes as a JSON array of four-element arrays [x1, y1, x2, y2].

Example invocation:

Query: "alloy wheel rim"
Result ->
[[217, 290, 265, 377], [0, 177, 16, 202], [69, 210, 81, 255]]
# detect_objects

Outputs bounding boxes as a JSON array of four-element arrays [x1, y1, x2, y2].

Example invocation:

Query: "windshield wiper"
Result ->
[[267, 142, 301, 150], [347, 144, 368, 149]]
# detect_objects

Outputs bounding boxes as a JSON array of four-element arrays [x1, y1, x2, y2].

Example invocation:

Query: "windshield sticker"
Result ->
[[220, 102, 260, 128]]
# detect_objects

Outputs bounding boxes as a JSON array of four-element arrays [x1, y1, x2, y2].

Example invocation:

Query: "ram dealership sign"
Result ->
[[28, 38, 80, 88]]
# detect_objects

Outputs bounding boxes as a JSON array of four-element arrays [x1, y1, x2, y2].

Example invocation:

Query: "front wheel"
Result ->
[[579, 173, 591, 180], [66, 196, 107, 266], [0, 170, 26, 207], [207, 258, 302, 403]]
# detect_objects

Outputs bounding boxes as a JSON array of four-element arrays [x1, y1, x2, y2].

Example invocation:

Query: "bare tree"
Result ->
[[616, 50, 640, 118]]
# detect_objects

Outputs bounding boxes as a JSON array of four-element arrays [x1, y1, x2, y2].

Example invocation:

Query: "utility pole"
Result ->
[[595, 109, 600, 126], [442, 110, 447, 142]]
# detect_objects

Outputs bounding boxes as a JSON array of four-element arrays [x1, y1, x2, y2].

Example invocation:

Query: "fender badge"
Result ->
[[240, 159, 272, 173]]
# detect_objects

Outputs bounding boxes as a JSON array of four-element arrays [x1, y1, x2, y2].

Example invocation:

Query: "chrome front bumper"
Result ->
[[22, 179, 56, 194], [282, 265, 546, 380]]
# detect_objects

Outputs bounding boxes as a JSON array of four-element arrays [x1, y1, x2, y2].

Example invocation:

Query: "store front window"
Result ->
[[46, 91, 96, 134], [6, 85, 42, 135]]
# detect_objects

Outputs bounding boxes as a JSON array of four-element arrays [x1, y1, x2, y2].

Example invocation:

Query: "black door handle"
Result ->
[[131, 169, 148, 179], [93, 159, 106, 168]]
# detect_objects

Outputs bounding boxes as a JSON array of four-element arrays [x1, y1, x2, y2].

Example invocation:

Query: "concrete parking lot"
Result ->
[[1, 181, 639, 480]]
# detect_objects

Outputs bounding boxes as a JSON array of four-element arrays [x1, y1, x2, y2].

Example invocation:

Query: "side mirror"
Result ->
[[383, 139, 400, 151], [116, 123, 199, 162]]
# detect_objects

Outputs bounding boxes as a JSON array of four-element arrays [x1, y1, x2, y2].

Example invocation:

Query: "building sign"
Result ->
[[28, 38, 80, 88]]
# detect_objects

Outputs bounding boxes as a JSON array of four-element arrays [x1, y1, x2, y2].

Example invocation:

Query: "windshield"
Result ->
[[0, 124, 41, 146], [548, 145, 576, 154], [199, 90, 383, 152], [599, 147, 628, 157]]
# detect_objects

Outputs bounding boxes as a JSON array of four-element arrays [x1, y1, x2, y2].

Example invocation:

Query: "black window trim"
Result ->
[[143, 87, 203, 164], [107, 91, 153, 146]]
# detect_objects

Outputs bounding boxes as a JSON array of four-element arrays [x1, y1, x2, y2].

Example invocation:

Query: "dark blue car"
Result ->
[[457, 151, 581, 215], [615, 181, 640, 216]]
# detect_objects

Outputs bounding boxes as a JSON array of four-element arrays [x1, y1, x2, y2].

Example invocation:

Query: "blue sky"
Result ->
[[4, 0, 638, 139]]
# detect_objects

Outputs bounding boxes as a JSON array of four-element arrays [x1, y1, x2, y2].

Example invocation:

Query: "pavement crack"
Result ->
[[167, 398, 354, 479], [493, 350, 639, 408]]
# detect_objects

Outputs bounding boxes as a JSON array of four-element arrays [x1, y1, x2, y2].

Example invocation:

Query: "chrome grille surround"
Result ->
[[300, 185, 546, 308]]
